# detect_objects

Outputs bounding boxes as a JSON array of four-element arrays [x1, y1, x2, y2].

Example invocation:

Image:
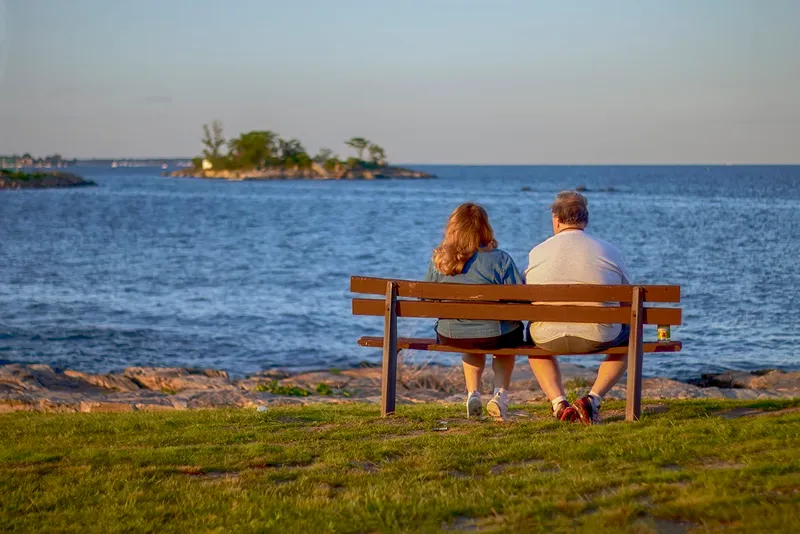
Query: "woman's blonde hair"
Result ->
[[433, 203, 497, 276]]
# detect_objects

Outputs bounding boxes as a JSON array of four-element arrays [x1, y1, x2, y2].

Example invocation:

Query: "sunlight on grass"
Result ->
[[1, 400, 798, 533]]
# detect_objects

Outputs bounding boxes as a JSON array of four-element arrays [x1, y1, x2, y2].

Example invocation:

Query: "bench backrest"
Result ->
[[351, 276, 681, 325]]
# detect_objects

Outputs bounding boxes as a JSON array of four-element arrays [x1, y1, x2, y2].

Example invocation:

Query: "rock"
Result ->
[[0, 364, 100, 393], [173, 389, 254, 409], [748, 370, 800, 392], [689, 370, 800, 394], [520, 186, 534, 192], [689, 371, 754, 389], [279, 371, 352, 390], [63, 370, 140, 392], [123, 367, 232, 392], [254, 369, 292, 379]]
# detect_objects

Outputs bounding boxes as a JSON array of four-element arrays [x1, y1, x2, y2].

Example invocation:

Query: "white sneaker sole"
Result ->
[[467, 397, 482, 418], [486, 399, 506, 420]]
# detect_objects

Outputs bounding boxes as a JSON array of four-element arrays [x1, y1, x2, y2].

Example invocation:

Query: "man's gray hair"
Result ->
[[551, 191, 589, 226]]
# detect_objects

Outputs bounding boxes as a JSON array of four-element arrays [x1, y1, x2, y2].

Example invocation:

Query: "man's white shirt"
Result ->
[[523, 230, 631, 344]]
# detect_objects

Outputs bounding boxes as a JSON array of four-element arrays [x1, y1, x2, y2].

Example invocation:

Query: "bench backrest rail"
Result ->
[[351, 276, 680, 303]]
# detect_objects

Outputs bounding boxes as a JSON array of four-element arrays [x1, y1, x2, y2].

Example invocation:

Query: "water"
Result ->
[[1, 165, 798, 380]]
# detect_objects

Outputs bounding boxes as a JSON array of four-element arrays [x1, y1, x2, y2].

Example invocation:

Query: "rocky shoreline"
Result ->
[[1, 362, 797, 413], [168, 163, 433, 180], [0, 171, 96, 190]]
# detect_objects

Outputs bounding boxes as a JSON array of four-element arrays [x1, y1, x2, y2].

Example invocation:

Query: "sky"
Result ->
[[0, 0, 798, 163]]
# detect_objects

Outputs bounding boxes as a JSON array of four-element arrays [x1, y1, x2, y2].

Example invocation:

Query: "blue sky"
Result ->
[[0, 0, 798, 163]]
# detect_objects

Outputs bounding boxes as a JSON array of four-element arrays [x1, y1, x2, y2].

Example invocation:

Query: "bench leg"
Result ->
[[380, 282, 398, 417], [625, 286, 645, 422]]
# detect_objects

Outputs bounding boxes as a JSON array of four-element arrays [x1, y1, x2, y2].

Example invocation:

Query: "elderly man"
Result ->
[[524, 191, 631, 425]]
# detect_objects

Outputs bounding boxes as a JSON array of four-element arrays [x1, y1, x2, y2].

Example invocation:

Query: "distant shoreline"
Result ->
[[0, 170, 96, 190]]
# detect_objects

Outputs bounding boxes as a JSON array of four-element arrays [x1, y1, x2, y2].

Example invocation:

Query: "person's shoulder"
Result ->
[[478, 248, 513, 263], [590, 233, 621, 251], [587, 234, 626, 258], [529, 234, 559, 254]]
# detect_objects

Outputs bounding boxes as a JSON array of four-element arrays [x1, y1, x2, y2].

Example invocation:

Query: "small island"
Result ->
[[169, 121, 434, 180], [0, 169, 96, 190]]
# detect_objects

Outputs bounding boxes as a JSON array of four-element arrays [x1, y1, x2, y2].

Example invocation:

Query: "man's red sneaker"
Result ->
[[573, 395, 601, 425], [551, 400, 579, 422]]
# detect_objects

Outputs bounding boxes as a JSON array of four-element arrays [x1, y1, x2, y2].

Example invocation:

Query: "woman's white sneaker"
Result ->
[[466, 393, 482, 418], [486, 392, 508, 420]]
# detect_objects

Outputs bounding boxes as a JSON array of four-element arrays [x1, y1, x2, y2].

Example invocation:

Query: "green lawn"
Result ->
[[1, 400, 798, 533]]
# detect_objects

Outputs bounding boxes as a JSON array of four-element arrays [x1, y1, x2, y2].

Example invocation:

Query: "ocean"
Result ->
[[1, 165, 798, 380]]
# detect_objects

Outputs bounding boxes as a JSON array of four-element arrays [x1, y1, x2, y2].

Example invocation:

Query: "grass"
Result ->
[[0, 399, 798, 533], [254, 381, 312, 396]]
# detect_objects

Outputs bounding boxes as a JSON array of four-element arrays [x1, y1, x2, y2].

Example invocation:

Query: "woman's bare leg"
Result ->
[[462, 354, 486, 392], [491, 355, 515, 390]]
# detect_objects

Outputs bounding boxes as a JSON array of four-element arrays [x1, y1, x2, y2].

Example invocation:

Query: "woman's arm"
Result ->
[[500, 254, 524, 285], [423, 258, 438, 282]]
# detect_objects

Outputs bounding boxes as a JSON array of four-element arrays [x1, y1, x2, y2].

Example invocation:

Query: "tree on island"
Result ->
[[189, 122, 394, 173], [313, 148, 335, 164], [278, 138, 312, 169], [368, 144, 387, 165], [345, 137, 370, 160], [201, 120, 226, 165], [228, 130, 277, 169]]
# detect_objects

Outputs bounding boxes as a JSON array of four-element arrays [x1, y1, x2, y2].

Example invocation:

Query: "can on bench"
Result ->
[[657, 325, 671, 342]]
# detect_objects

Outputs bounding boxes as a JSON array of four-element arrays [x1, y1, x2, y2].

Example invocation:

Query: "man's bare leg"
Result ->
[[589, 354, 627, 397], [527, 357, 565, 401]]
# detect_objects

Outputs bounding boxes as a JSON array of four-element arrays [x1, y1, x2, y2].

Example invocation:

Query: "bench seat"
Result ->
[[358, 336, 682, 356]]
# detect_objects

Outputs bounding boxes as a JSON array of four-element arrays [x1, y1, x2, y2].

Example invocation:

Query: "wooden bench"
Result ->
[[351, 276, 682, 421]]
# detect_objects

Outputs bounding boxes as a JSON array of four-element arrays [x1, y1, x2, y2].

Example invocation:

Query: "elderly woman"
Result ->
[[424, 202, 523, 420]]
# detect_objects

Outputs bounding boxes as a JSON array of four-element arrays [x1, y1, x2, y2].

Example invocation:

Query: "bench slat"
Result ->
[[358, 336, 683, 356], [351, 277, 680, 303], [352, 299, 682, 325]]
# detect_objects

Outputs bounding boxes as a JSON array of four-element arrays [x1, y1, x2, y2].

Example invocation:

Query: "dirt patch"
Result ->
[[538, 463, 561, 473], [716, 406, 800, 419], [700, 460, 747, 470], [176, 466, 239, 480], [660, 464, 683, 472], [248, 459, 314, 469], [717, 407, 765, 419], [349, 460, 379, 473], [445, 469, 474, 479], [441, 516, 480, 532], [635, 517, 698, 534], [377, 430, 427, 441], [490, 459, 543, 475]]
